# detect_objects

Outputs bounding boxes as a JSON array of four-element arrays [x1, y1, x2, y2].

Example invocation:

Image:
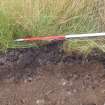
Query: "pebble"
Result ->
[[24, 77, 33, 83], [61, 79, 68, 86], [101, 90, 105, 93], [20, 99, 25, 104], [36, 99, 45, 105], [69, 81, 73, 86], [28, 77, 33, 82], [73, 89, 77, 93], [67, 91, 72, 95]]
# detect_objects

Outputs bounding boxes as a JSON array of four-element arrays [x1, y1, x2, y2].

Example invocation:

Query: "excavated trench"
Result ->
[[0, 41, 105, 105]]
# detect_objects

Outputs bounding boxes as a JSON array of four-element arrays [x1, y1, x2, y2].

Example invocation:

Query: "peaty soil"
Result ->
[[0, 42, 105, 105]]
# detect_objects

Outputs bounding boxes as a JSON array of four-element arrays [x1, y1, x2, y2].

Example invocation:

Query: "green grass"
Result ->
[[0, 0, 104, 53], [0, 10, 13, 51]]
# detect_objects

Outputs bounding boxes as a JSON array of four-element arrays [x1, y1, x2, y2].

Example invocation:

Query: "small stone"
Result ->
[[62, 81, 66, 86], [61, 79, 68, 86], [69, 81, 73, 86], [36, 99, 45, 105], [28, 77, 32, 82], [24, 79, 27, 83], [20, 99, 25, 104], [67, 91, 72, 95], [101, 90, 105, 93], [24, 77, 32, 83], [73, 89, 77, 93]]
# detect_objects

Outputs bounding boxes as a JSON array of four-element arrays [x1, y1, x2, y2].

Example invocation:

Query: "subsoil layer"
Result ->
[[0, 42, 105, 105]]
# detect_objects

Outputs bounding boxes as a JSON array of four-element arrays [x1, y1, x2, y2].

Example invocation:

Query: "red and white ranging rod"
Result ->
[[15, 32, 105, 42]]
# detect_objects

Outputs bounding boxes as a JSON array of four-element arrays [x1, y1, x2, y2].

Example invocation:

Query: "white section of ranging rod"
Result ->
[[15, 39, 25, 42], [65, 32, 105, 39]]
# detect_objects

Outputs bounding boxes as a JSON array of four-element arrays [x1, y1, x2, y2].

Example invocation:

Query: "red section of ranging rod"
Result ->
[[22, 35, 65, 41]]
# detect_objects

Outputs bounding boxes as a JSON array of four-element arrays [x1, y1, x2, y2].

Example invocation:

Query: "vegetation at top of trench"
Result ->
[[0, 0, 105, 53]]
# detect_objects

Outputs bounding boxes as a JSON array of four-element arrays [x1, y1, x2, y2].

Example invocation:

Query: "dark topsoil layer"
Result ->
[[0, 41, 105, 105]]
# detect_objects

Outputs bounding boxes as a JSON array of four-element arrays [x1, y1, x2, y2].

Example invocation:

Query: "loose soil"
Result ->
[[0, 42, 105, 105]]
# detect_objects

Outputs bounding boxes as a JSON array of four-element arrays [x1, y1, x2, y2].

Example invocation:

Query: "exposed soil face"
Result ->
[[0, 42, 105, 105]]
